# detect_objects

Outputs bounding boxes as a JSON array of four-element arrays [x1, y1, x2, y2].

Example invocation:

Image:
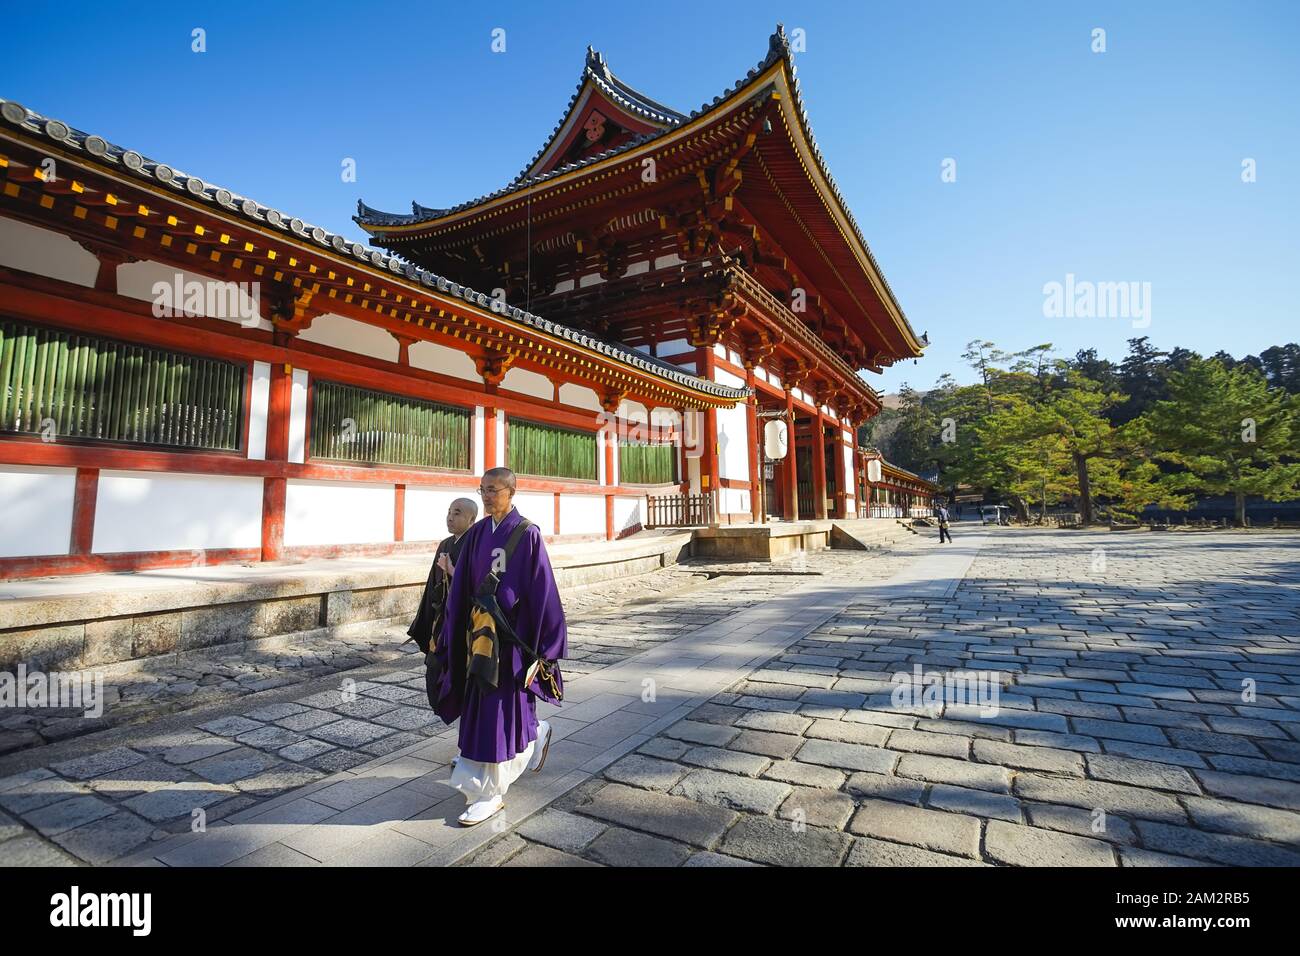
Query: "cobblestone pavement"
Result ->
[[0, 543, 915, 865], [466, 529, 1300, 867], [0, 552, 799, 754]]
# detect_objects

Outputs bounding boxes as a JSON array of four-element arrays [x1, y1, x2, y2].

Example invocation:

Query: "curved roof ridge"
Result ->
[[760, 23, 924, 352], [586, 47, 687, 125], [354, 27, 791, 230], [349, 24, 923, 356], [512, 45, 685, 185]]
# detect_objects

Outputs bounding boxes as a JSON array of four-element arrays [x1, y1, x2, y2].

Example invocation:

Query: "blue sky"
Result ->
[[2, 1, 1296, 393]]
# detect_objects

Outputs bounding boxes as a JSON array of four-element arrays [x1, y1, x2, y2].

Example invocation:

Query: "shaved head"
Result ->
[[446, 497, 478, 537], [479, 467, 518, 522], [482, 467, 517, 491]]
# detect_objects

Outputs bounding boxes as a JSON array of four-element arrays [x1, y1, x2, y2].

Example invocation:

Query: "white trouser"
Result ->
[[449, 739, 536, 803]]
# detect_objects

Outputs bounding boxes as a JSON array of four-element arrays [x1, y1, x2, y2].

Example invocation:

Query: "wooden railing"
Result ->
[[646, 493, 714, 528]]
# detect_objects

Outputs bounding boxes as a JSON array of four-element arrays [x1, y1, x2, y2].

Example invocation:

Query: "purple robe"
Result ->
[[433, 505, 567, 762]]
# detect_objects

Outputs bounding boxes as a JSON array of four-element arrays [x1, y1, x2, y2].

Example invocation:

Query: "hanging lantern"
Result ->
[[867, 459, 882, 483], [764, 419, 788, 459]]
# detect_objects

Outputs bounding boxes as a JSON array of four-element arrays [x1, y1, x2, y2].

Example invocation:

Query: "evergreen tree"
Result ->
[[1141, 358, 1300, 525]]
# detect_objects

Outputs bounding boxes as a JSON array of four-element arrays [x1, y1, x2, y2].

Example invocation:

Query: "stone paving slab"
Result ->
[[10, 526, 1300, 867], [4, 551, 885, 866], [95, 543, 932, 866], [464, 529, 1300, 867]]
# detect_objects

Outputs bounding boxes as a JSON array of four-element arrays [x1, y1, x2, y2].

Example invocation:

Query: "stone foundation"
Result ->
[[0, 532, 694, 672]]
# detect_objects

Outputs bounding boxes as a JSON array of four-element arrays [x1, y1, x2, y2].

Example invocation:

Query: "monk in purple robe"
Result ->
[[432, 466, 566, 825]]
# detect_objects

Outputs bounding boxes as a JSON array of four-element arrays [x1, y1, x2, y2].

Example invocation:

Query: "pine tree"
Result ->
[[1142, 358, 1300, 525]]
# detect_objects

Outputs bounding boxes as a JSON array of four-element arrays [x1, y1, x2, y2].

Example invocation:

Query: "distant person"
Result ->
[[937, 504, 953, 544]]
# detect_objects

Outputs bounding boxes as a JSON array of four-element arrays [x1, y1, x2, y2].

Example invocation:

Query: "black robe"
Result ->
[[406, 531, 468, 655]]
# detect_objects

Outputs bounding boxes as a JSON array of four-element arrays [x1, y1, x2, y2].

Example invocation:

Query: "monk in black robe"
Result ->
[[406, 497, 478, 655]]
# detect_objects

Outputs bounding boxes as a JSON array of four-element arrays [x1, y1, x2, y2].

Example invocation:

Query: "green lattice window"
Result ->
[[619, 440, 677, 485], [0, 319, 243, 451], [508, 418, 597, 480], [310, 380, 470, 469]]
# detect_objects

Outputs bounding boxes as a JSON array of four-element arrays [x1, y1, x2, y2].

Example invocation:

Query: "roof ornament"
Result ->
[[767, 23, 792, 64], [585, 45, 612, 81]]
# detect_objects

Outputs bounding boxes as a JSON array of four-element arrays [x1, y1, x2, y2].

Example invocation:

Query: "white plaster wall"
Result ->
[[287, 368, 308, 464], [295, 312, 398, 362], [473, 406, 486, 476], [721, 488, 750, 515], [558, 383, 602, 413], [714, 367, 745, 389], [93, 471, 262, 554], [0, 465, 76, 558], [654, 254, 683, 270], [284, 480, 393, 547], [650, 407, 680, 429], [713, 343, 727, 360], [511, 492, 555, 536], [843, 443, 855, 494], [560, 494, 606, 536], [116, 260, 272, 331], [247, 361, 271, 460], [578, 273, 604, 288], [0, 216, 97, 288], [408, 340, 481, 382], [622, 260, 650, 277], [617, 399, 649, 424], [717, 404, 751, 482], [494, 410, 505, 468], [404, 485, 479, 542], [614, 496, 644, 535], [500, 367, 554, 401]]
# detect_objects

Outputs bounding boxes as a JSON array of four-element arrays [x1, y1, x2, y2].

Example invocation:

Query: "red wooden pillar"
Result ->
[[745, 367, 761, 523], [261, 362, 292, 561], [812, 410, 828, 520], [394, 483, 405, 542], [69, 467, 99, 554], [852, 446, 863, 519], [603, 427, 616, 540], [783, 390, 798, 521], [697, 347, 720, 508], [836, 430, 852, 519]]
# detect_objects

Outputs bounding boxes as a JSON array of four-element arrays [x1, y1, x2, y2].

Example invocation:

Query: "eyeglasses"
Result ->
[[477, 486, 507, 497]]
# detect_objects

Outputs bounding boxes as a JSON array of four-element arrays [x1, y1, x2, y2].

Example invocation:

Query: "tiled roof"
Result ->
[[0, 98, 751, 403], [353, 26, 795, 229], [351, 25, 924, 356]]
